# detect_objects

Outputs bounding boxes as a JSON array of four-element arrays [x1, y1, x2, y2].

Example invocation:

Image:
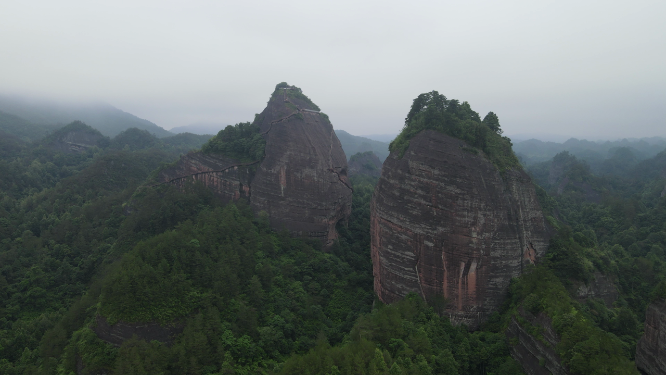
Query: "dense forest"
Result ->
[[0, 95, 665, 374]]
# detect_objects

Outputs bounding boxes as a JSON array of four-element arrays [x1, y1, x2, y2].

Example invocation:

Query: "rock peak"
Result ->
[[372, 131, 550, 328], [156, 84, 352, 245]]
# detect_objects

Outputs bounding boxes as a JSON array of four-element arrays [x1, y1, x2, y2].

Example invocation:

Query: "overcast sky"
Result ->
[[1, 0, 665, 140]]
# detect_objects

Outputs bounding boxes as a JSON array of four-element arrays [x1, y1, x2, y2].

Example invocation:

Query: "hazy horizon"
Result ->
[[1, 0, 664, 140]]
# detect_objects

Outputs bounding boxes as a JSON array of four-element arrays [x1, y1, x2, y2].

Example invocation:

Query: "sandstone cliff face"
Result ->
[[636, 299, 666, 375], [371, 130, 550, 327], [157, 152, 255, 203], [157, 86, 352, 245]]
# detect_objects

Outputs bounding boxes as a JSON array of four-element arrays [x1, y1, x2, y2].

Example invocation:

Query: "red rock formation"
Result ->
[[250, 89, 352, 245], [371, 130, 550, 327], [636, 299, 666, 375], [156, 152, 255, 203], [157, 85, 352, 245]]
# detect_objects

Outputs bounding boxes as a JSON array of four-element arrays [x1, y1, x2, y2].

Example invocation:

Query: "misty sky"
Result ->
[[1, 0, 665, 140]]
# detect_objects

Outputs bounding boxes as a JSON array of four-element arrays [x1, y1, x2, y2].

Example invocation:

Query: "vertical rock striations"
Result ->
[[156, 84, 352, 245], [636, 299, 666, 375], [506, 309, 571, 375], [371, 130, 550, 327], [156, 152, 256, 203], [249, 86, 352, 245]]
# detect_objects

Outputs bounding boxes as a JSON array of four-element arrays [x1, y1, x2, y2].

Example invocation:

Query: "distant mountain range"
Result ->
[[0, 94, 172, 138], [358, 133, 398, 143], [335, 130, 390, 162], [169, 123, 227, 135], [513, 137, 666, 169], [0, 110, 55, 142]]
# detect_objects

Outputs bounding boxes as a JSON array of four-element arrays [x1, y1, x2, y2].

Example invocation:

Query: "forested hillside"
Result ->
[[1, 116, 665, 374], [0, 95, 172, 138], [514, 137, 666, 173], [0, 119, 525, 373]]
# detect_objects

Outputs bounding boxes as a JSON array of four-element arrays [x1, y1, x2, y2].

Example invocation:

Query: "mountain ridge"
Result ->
[[0, 94, 172, 138]]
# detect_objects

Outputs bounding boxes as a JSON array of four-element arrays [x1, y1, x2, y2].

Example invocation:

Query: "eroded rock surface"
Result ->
[[249, 88, 352, 245], [506, 308, 571, 375], [636, 299, 666, 375], [157, 86, 352, 245], [575, 272, 618, 307], [157, 152, 255, 203], [371, 131, 550, 327]]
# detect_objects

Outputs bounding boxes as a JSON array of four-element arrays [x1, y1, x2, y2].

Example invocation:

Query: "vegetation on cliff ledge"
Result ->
[[389, 91, 519, 171], [202, 82, 324, 163], [201, 121, 266, 162], [273, 82, 321, 111], [502, 266, 638, 374]]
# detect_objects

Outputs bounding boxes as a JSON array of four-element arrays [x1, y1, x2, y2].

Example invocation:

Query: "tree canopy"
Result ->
[[390, 91, 518, 171], [201, 122, 266, 162]]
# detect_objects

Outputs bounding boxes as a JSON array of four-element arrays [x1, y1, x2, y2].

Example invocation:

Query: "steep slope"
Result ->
[[371, 92, 550, 327], [372, 131, 550, 327], [157, 83, 352, 245], [506, 308, 571, 375], [636, 299, 666, 375]]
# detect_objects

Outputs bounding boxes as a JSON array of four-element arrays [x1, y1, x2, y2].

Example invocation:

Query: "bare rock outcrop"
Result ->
[[157, 85, 352, 245], [157, 152, 255, 203], [506, 308, 571, 375], [371, 130, 550, 327], [574, 272, 618, 307], [636, 299, 666, 375]]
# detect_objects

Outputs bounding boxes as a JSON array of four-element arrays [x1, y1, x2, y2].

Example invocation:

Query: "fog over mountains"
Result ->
[[168, 123, 227, 136], [0, 94, 171, 138]]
